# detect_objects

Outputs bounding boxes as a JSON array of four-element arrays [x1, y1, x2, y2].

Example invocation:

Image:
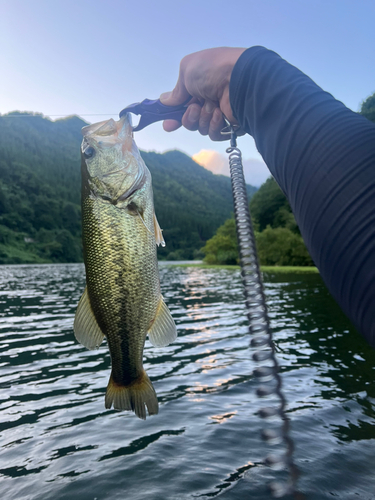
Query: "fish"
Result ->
[[74, 114, 177, 420]]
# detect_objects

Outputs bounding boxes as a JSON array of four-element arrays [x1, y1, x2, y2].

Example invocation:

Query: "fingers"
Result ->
[[160, 51, 228, 139], [198, 101, 216, 136], [208, 108, 228, 141], [163, 103, 203, 133], [163, 103, 228, 141], [162, 119, 182, 132], [181, 103, 201, 131], [160, 47, 247, 139], [162, 101, 202, 133], [183, 104, 228, 141], [181, 102, 218, 134]]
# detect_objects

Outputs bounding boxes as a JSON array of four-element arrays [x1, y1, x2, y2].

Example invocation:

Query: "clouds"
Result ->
[[193, 150, 228, 175], [192, 149, 270, 187]]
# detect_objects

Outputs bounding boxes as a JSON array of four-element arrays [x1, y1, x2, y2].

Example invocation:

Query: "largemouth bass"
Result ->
[[74, 114, 177, 420]]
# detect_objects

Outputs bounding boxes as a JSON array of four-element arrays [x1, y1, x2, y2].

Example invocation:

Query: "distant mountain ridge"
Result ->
[[0, 112, 257, 263]]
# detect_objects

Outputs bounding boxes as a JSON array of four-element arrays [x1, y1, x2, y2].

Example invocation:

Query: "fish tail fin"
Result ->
[[105, 370, 158, 420]]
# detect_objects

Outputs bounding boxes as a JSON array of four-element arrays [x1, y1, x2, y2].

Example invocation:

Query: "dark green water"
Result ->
[[0, 264, 374, 499]]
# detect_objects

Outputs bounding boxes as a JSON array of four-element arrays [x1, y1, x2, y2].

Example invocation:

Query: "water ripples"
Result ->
[[0, 264, 374, 499]]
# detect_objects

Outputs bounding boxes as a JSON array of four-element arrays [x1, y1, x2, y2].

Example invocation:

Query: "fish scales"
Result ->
[[74, 114, 177, 419], [83, 193, 159, 383]]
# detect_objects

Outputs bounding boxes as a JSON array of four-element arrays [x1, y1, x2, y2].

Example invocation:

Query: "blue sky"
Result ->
[[1, 0, 374, 185]]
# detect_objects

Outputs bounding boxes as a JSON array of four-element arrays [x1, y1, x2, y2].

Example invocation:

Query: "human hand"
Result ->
[[160, 47, 246, 141]]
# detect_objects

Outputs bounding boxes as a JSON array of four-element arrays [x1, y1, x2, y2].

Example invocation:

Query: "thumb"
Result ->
[[160, 81, 190, 106]]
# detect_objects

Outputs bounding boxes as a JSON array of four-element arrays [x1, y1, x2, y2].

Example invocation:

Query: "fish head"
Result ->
[[81, 114, 147, 202]]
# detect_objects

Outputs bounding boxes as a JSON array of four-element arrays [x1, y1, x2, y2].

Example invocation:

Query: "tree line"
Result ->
[[1, 91, 373, 266], [202, 177, 314, 266], [202, 92, 375, 266], [0, 112, 256, 264]]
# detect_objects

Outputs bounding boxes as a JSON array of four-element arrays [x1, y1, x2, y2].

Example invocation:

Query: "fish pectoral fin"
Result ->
[[136, 209, 153, 235], [147, 296, 177, 347], [153, 213, 165, 247], [74, 287, 105, 350]]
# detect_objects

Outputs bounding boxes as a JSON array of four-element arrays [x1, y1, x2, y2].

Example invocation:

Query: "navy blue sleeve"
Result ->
[[230, 46, 375, 347]]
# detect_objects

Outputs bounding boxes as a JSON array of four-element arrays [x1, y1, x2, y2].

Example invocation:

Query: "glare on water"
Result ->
[[0, 263, 374, 500]]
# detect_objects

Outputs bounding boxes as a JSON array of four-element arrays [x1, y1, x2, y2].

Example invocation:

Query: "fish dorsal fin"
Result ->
[[74, 287, 105, 350], [148, 296, 177, 347], [153, 213, 165, 247]]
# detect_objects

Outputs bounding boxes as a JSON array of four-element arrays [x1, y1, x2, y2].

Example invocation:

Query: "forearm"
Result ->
[[230, 46, 375, 346]]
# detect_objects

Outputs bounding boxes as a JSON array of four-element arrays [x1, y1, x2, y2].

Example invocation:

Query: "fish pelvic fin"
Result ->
[[74, 287, 105, 350], [153, 213, 165, 247], [148, 296, 177, 347], [105, 371, 158, 420]]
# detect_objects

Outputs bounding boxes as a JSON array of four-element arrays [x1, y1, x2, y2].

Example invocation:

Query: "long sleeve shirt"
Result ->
[[230, 46, 375, 348]]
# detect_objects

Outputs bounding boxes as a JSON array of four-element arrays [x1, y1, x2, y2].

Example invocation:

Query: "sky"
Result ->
[[1, 0, 374, 186]]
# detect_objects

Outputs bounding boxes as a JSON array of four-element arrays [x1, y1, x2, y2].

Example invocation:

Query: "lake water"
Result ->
[[0, 263, 374, 500]]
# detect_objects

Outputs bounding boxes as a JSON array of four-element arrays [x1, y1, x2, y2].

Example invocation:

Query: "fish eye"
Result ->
[[84, 146, 95, 159]]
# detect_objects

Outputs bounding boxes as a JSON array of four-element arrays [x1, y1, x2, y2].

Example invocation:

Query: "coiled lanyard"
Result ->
[[225, 125, 304, 499], [122, 96, 305, 496]]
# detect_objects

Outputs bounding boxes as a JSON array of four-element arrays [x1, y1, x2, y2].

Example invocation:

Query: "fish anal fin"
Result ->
[[105, 371, 158, 420], [154, 213, 165, 247], [74, 287, 105, 350], [148, 296, 177, 347]]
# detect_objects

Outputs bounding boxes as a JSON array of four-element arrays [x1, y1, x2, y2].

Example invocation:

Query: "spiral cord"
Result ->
[[226, 130, 304, 499]]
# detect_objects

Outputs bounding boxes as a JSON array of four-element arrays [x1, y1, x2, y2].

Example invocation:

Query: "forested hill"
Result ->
[[201, 93, 375, 267], [0, 112, 256, 264], [142, 150, 256, 260]]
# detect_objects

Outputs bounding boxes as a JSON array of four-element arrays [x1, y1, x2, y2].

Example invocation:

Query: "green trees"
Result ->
[[0, 113, 257, 263], [256, 226, 313, 266], [360, 92, 375, 123], [249, 176, 313, 265], [0, 113, 85, 264], [249, 177, 299, 233], [143, 150, 256, 260], [4, 88, 372, 267], [202, 176, 314, 266], [201, 219, 238, 265]]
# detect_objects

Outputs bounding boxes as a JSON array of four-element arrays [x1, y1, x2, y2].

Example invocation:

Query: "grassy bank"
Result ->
[[0, 243, 50, 265], [261, 265, 318, 273], [170, 263, 319, 273]]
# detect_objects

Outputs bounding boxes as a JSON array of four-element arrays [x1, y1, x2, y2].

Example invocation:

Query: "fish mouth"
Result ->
[[81, 114, 133, 152], [82, 118, 118, 138], [81, 114, 146, 201], [82, 114, 132, 139]]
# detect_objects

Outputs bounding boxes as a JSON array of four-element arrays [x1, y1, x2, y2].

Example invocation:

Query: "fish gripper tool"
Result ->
[[120, 97, 191, 132], [224, 123, 305, 499]]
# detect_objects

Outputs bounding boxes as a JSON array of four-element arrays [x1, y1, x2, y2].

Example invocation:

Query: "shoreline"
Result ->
[[0, 260, 319, 273], [164, 262, 319, 273]]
